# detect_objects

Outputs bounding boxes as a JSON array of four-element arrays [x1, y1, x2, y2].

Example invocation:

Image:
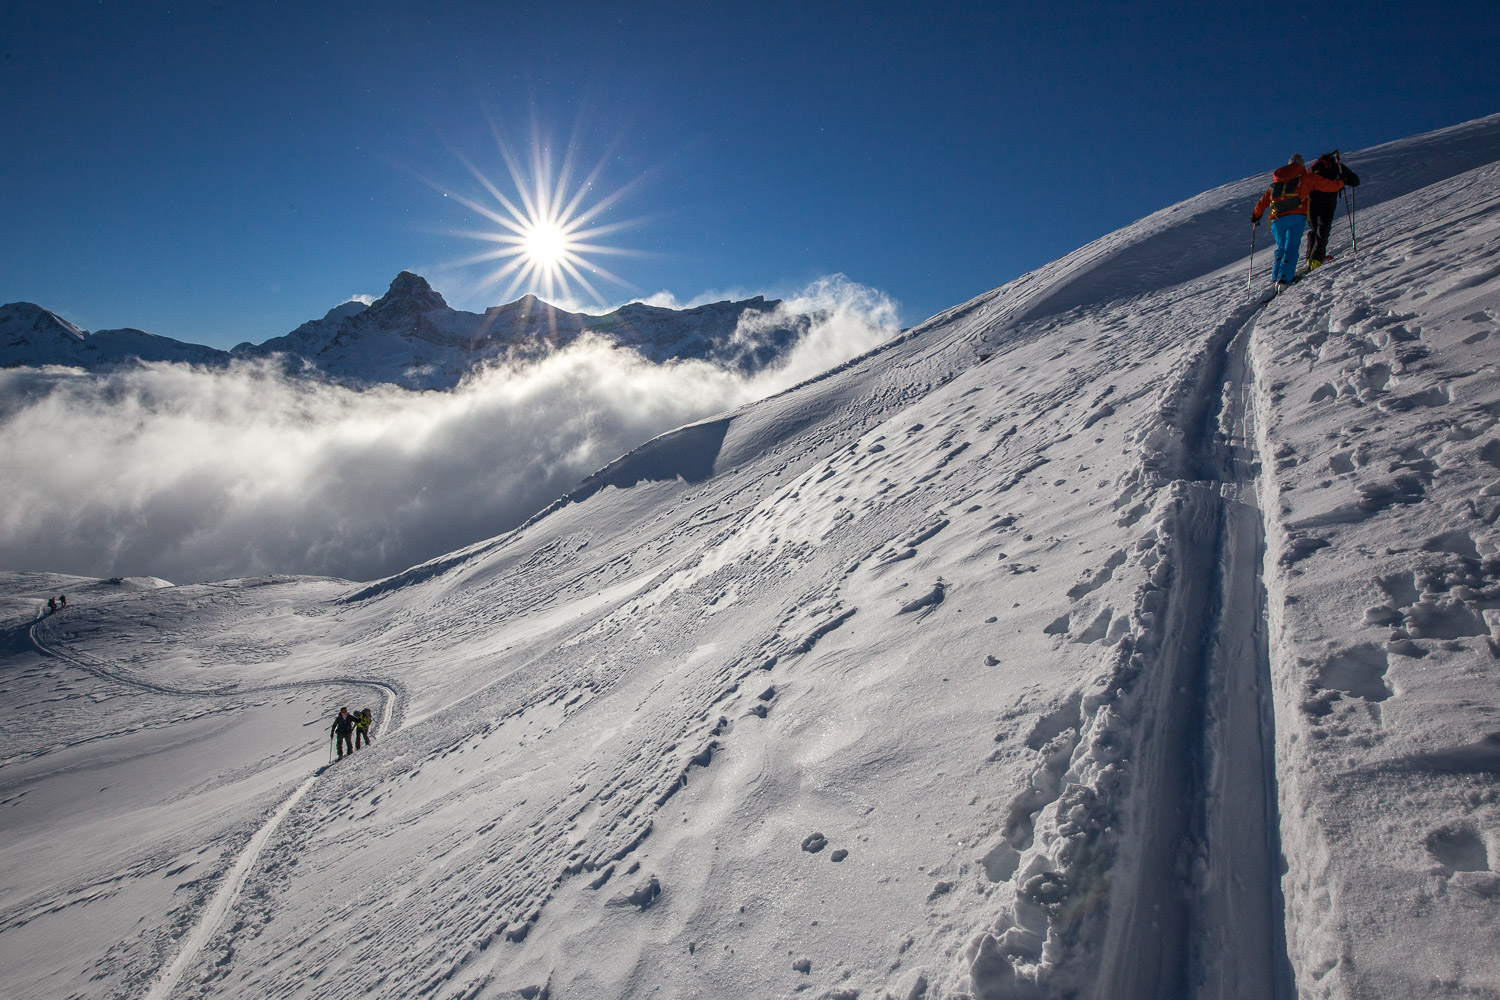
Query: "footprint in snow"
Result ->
[[1313, 643, 1392, 702], [1481, 440, 1500, 469], [1426, 826, 1490, 873], [1072, 607, 1113, 644], [1378, 386, 1451, 413], [1066, 549, 1126, 600]]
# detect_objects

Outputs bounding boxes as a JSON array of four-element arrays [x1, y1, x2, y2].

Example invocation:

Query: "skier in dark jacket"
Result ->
[[1252, 153, 1346, 291], [331, 706, 356, 759], [1305, 151, 1360, 269]]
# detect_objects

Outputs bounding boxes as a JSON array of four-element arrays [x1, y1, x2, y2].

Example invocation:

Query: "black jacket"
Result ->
[[1309, 155, 1359, 213], [331, 713, 355, 737]]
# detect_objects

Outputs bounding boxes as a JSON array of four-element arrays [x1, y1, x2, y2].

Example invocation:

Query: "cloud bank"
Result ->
[[0, 277, 897, 584]]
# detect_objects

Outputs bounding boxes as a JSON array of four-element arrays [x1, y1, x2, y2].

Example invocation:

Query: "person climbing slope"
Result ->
[[330, 706, 357, 759], [354, 707, 373, 749], [1251, 153, 1345, 293], [1305, 151, 1360, 269]]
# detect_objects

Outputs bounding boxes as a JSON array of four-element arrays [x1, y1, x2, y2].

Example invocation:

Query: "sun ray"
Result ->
[[557, 257, 605, 304], [434, 247, 521, 271]]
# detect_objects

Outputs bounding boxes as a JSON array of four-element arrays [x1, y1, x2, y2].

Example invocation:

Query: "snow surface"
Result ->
[[4, 114, 1500, 1000]]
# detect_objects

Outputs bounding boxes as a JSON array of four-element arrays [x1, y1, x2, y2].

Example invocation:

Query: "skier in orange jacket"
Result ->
[[1251, 154, 1345, 291]]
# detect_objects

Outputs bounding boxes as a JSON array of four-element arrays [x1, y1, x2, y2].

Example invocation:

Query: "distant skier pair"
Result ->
[[1251, 151, 1361, 292], [330, 706, 374, 759]]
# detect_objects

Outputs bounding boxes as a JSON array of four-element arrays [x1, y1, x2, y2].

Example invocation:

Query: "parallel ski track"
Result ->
[[1093, 285, 1294, 1000], [1189, 303, 1295, 999], [26, 615, 401, 1000]]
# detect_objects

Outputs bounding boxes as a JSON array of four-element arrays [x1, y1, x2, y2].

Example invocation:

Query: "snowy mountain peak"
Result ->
[[370, 270, 448, 314], [1, 300, 227, 369], [1, 300, 88, 348], [323, 299, 372, 324]]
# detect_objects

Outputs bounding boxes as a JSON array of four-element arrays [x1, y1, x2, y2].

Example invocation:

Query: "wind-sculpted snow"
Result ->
[[3, 114, 1500, 1000], [0, 280, 896, 584]]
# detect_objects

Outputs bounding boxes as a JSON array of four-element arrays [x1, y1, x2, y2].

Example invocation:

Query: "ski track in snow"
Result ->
[[23, 611, 399, 1000], [5, 115, 1500, 1000]]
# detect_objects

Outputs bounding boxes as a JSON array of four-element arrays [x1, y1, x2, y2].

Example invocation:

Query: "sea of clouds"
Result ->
[[0, 277, 898, 584]]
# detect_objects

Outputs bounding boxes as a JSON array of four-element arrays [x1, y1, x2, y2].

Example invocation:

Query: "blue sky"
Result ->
[[3, 0, 1496, 347]]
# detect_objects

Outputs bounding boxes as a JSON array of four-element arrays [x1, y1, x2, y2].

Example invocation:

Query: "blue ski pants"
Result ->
[[1271, 215, 1307, 284]]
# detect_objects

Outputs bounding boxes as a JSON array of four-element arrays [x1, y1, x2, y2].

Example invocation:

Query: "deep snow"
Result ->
[[4, 114, 1500, 1000]]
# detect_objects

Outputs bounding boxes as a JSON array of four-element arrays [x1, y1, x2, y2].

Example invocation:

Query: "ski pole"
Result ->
[[1247, 221, 1257, 290], [1346, 185, 1357, 253], [1336, 150, 1357, 254]]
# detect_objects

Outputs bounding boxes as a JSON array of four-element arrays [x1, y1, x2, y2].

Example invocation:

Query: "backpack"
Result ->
[[1268, 176, 1304, 218]]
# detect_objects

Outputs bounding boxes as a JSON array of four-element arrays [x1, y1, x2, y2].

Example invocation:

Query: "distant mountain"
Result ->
[[0, 302, 229, 369], [3, 274, 810, 389], [232, 272, 808, 389]]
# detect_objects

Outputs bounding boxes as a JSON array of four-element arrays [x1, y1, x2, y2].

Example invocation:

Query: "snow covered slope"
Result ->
[[4, 114, 1500, 1000]]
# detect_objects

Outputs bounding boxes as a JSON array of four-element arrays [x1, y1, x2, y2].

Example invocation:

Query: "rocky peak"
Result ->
[[368, 272, 449, 317]]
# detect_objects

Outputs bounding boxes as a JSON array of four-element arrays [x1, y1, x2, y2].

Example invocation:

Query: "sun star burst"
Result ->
[[432, 129, 646, 308]]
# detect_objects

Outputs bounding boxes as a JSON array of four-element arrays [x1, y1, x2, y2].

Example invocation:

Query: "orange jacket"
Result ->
[[1252, 163, 1344, 221]]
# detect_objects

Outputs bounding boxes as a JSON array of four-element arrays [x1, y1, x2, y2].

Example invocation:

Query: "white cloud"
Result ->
[[0, 278, 899, 584], [627, 287, 757, 311]]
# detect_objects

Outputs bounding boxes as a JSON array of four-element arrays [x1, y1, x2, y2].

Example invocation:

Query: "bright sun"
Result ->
[[523, 221, 569, 268], [431, 133, 643, 307]]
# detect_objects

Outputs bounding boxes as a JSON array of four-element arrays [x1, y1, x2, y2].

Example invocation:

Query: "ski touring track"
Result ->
[[25, 614, 401, 1000], [1188, 292, 1296, 1000], [1092, 284, 1295, 1000]]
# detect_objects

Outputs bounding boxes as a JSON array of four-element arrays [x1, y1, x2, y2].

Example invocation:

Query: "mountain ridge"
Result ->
[[2, 274, 811, 389]]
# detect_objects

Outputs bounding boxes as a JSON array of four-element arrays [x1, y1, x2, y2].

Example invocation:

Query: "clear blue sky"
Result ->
[[3, 1, 1496, 347]]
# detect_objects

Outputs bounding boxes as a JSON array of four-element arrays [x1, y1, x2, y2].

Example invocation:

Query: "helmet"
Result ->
[[1289, 153, 1305, 165]]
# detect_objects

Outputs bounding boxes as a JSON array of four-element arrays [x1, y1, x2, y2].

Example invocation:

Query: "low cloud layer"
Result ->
[[0, 277, 897, 584]]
